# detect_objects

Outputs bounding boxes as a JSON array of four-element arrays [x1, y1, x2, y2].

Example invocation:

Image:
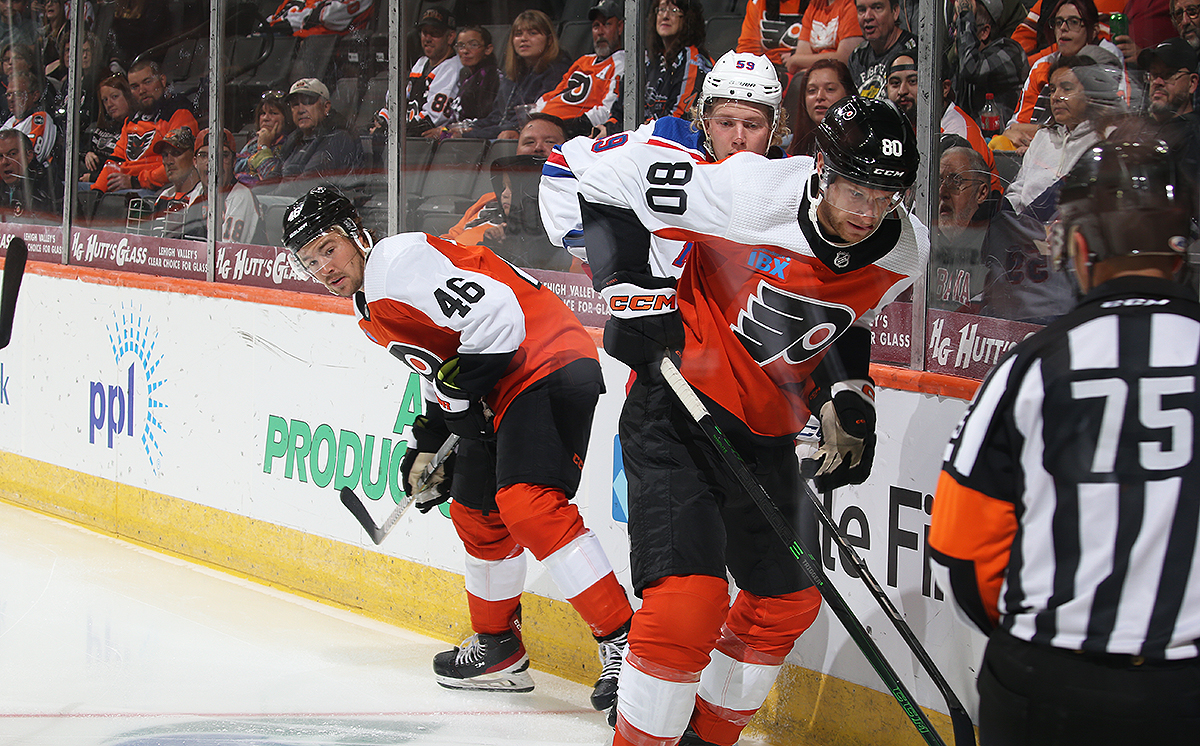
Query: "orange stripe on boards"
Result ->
[[18, 260, 981, 401]]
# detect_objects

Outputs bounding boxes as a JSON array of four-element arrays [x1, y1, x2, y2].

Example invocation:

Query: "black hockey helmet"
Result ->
[[282, 185, 363, 254], [1057, 140, 1193, 266], [815, 96, 918, 191]]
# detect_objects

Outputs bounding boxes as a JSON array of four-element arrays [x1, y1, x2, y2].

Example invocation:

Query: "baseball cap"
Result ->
[[588, 0, 623, 21], [196, 128, 236, 154], [1138, 37, 1199, 75], [416, 6, 454, 31], [152, 127, 195, 155], [287, 77, 330, 102], [977, 0, 1004, 24]]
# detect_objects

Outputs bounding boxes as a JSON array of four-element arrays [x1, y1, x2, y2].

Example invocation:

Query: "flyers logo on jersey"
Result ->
[[733, 280, 854, 365]]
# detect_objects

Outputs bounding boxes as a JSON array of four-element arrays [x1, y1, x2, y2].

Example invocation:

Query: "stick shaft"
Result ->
[[658, 357, 950, 746], [0, 237, 28, 350]]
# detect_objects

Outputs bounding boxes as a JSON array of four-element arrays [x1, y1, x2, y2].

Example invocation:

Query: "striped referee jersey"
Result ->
[[930, 274, 1200, 661]]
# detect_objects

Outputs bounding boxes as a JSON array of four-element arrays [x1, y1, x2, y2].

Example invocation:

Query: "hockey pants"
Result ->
[[613, 574, 822, 746], [450, 483, 632, 639]]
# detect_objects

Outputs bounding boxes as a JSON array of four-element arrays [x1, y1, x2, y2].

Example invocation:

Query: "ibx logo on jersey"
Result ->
[[733, 281, 855, 365], [746, 249, 791, 280], [88, 302, 167, 474]]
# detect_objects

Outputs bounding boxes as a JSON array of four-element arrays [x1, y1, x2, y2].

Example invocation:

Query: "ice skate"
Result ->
[[591, 619, 628, 710], [433, 630, 534, 692], [678, 726, 719, 745]]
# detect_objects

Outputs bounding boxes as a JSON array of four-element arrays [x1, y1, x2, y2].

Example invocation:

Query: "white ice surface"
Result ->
[[0, 500, 615, 746]]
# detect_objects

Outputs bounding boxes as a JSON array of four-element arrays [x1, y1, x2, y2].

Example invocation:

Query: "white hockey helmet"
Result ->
[[698, 51, 783, 126]]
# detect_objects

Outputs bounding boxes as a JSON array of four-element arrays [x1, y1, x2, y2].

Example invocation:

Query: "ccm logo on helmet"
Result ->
[[874, 168, 905, 177], [608, 294, 678, 313]]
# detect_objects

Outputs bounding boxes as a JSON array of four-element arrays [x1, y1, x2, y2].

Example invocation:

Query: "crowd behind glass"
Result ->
[[7, 0, 1199, 371]]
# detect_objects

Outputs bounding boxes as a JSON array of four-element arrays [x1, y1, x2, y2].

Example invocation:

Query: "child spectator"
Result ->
[[444, 26, 500, 132]]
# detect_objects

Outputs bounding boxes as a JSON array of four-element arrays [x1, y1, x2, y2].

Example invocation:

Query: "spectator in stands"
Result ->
[[606, 0, 711, 133], [443, 112, 565, 249], [1010, 0, 1125, 56], [234, 90, 294, 188], [0, 0, 38, 58], [92, 58, 199, 193], [981, 52, 1125, 323], [80, 74, 133, 183], [1111, 0, 1177, 64], [885, 53, 1003, 195], [441, 26, 499, 133], [848, 0, 917, 98], [267, 0, 374, 38], [275, 77, 363, 180], [38, 0, 65, 83], [455, 9, 571, 140], [3, 69, 54, 165], [150, 126, 204, 240], [1001, 0, 1118, 152], [196, 128, 263, 245], [50, 30, 101, 134], [1140, 37, 1200, 180], [953, 0, 1030, 122], [0, 127, 56, 215], [1172, 0, 1200, 48], [931, 141, 992, 312], [108, 0, 170, 68], [406, 6, 463, 136], [737, 0, 807, 72], [530, 0, 624, 139], [0, 43, 35, 122], [783, 0, 863, 76], [788, 58, 853, 155]]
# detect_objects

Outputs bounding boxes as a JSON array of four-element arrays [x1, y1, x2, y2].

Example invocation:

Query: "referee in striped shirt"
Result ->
[[930, 140, 1200, 744]]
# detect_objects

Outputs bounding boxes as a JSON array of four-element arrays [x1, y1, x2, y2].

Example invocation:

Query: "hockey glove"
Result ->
[[435, 357, 495, 440], [801, 379, 877, 491], [400, 445, 455, 514], [600, 273, 684, 371]]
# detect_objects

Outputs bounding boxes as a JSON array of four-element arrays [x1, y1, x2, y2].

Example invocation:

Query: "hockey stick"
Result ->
[[658, 357, 963, 746], [799, 484, 977, 746], [0, 236, 28, 350], [340, 434, 460, 545]]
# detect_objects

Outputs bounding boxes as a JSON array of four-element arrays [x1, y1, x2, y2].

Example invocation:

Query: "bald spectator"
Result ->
[[273, 78, 363, 180], [92, 58, 199, 193], [2, 69, 54, 165], [0, 127, 56, 216]]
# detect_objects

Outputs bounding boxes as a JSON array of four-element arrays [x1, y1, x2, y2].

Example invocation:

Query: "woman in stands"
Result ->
[[234, 91, 295, 187], [642, 0, 712, 121], [455, 10, 571, 140], [787, 58, 854, 155], [39, 0, 69, 84], [80, 75, 135, 184]]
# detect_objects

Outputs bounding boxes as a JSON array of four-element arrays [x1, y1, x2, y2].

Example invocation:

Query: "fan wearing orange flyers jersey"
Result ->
[[281, 185, 633, 719], [531, 0, 625, 138], [577, 96, 928, 746]]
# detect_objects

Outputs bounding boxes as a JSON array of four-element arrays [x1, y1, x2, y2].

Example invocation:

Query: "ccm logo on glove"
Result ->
[[602, 282, 677, 317]]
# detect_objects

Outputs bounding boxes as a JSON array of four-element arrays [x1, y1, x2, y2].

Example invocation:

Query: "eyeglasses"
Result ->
[[1052, 16, 1086, 30], [4, 91, 28, 100], [261, 90, 285, 101], [1171, 4, 1200, 21], [939, 173, 987, 192], [454, 40, 484, 50], [289, 93, 321, 106], [1150, 68, 1191, 82], [656, 5, 683, 16]]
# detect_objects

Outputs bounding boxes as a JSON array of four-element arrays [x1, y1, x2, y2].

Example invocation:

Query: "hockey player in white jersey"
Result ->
[[539, 50, 787, 278], [578, 96, 929, 746], [281, 186, 633, 716]]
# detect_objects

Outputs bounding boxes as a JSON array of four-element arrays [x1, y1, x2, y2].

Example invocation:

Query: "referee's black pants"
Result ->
[[980, 629, 1200, 745]]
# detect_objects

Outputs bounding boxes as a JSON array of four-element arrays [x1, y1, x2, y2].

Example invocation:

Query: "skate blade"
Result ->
[[435, 668, 535, 692]]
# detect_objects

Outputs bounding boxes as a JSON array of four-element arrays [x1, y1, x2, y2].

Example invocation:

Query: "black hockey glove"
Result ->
[[599, 273, 684, 371], [435, 357, 495, 440], [801, 379, 877, 491], [400, 442, 455, 514]]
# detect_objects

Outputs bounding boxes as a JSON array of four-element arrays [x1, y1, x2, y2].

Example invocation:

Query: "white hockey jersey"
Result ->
[[540, 116, 707, 278], [407, 54, 465, 130], [578, 146, 929, 436]]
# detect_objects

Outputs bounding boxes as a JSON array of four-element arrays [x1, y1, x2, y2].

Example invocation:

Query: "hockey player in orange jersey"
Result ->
[[577, 95, 929, 746], [281, 185, 633, 718]]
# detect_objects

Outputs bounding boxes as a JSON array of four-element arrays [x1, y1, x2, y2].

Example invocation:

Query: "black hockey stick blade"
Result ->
[[801, 479, 977, 746], [0, 236, 28, 350], [658, 357, 953, 746], [340, 486, 386, 544]]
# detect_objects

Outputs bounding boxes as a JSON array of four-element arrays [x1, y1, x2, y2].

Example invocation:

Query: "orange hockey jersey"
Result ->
[[356, 232, 597, 423], [533, 51, 625, 128], [92, 96, 198, 192]]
